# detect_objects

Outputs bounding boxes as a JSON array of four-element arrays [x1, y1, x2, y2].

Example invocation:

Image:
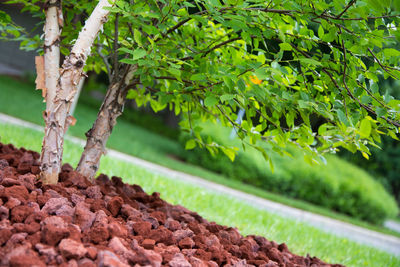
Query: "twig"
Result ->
[[203, 37, 241, 57], [113, 13, 119, 81], [367, 47, 397, 79], [339, 28, 349, 118], [336, 0, 357, 19]]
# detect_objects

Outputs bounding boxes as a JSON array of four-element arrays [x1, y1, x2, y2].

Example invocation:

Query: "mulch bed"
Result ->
[[0, 142, 344, 267]]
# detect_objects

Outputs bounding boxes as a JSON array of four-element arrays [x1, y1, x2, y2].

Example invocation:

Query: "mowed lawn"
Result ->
[[0, 122, 399, 267]]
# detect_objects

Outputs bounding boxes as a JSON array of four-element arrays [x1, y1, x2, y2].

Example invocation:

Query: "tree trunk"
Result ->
[[40, 0, 114, 184], [43, 0, 61, 108], [76, 82, 128, 180], [40, 0, 61, 185]]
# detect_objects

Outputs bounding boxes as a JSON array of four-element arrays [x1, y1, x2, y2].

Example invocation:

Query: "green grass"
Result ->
[[0, 122, 399, 267], [0, 75, 400, 238]]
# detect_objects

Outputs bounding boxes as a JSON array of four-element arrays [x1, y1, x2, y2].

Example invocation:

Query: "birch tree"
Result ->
[[2, 0, 400, 183]]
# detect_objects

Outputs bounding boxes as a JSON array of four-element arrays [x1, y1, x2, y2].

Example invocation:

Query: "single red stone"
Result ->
[[142, 239, 156, 250], [11, 205, 33, 223], [108, 196, 124, 217]]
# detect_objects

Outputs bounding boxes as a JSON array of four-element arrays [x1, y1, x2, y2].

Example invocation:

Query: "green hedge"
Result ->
[[179, 124, 399, 224]]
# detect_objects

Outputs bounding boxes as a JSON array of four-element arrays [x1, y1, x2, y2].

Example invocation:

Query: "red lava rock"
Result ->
[[88, 224, 110, 244], [149, 226, 176, 245], [0, 205, 9, 220], [120, 204, 141, 219], [4, 245, 45, 267], [4, 196, 21, 209], [108, 221, 128, 238], [85, 185, 103, 199], [35, 243, 58, 265], [4, 185, 29, 202], [11, 205, 34, 223], [68, 171, 90, 189], [108, 196, 124, 216], [14, 221, 40, 234], [1, 177, 21, 187], [0, 143, 345, 267], [142, 238, 156, 249], [165, 218, 182, 231], [170, 253, 191, 267], [0, 228, 12, 246], [41, 216, 69, 246], [85, 246, 98, 260], [132, 220, 152, 235], [68, 223, 82, 242], [78, 258, 97, 267], [41, 197, 70, 215], [97, 250, 130, 267], [179, 236, 195, 249], [6, 232, 29, 248], [150, 210, 167, 224], [59, 238, 88, 260], [74, 202, 95, 231], [0, 158, 9, 169]]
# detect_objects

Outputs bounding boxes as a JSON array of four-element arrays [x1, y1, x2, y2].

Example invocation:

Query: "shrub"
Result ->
[[179, 123, 399, 224], [340, 135, 400, 207]]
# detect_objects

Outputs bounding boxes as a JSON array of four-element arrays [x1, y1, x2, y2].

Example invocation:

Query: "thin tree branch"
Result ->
[[203, 37, 241, 57], [180, 36, 241, 61], [367, 47, 398, 79], [336, 0, 356, 19], [113, 13, 119, 81], [339, 28, 349, 118]]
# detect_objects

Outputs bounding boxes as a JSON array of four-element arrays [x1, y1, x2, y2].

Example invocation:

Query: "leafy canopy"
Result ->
[[4, 0, 400, 164]]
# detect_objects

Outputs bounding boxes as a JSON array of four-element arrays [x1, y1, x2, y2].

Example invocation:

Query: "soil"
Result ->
[[0, 142, 345, 267]]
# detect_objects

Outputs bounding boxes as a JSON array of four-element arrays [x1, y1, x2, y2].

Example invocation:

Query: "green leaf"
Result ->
[[383, 48, 400, 57], [204, 95, 218, 107], [254, 68, 269, 80], [132, 48, 147, 60], [367, 0, 385, 12], [190, 73, 206, 81], [318, 25, 324, 39], [119, 58, 137, 64], [185, 139, 196, 150], [220, 94, 235, 102], [360, 118, 372, 138], [279, 43, 292, 51], [168, 67, 181, 77], [337, 110, 349, 125], [134, 29, 142, 47], [222, 148, 236, 162]]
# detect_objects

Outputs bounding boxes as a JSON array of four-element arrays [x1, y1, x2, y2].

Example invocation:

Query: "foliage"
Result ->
[[5, 0, 400, 168], [180, 122, 399, 224], [341, 135, 400, 206]]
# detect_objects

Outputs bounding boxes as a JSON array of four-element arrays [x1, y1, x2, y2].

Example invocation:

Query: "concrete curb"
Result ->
[[0, 112, 399, 256]]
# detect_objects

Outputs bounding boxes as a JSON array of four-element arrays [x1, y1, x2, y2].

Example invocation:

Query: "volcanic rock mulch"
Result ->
[[0, 142, 344, 267]]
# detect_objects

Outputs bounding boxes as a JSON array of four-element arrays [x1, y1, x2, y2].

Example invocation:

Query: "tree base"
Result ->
[[40, 171, 59, 185]]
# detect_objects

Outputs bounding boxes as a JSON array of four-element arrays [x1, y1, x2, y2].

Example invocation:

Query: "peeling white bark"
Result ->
[[44, 0, 61, 108], [40, 0, 61, 185], [40, 0, 115, 184]]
